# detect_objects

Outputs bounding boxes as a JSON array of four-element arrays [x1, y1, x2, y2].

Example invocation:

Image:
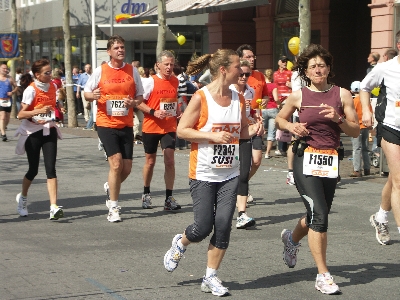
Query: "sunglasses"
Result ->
[[239, 72, 251, 78]]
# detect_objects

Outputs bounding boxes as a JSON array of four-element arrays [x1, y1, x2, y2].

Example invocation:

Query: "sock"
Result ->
[[206, 267, 217, 278], [238, 211, 245, 217], [166, 189, 173, 200], [375, 206, 389, 223], [21, 194, 27, 199], [50, 204, 58, 208], [317, 272, 330, 279], [144, 186, 150, 195], [177, 239, 187, 251], [398, 227, 400, 234], [289, 233, 299, 246], [109, 200, 118, 208]]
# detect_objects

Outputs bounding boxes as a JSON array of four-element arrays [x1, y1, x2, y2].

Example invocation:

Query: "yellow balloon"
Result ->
[[71, 46, 77, 53], [7, 60, 12, 68], [177, 35, 186, 46], [286, 60, 293, 70], [288, 37, 300, 56], [55, 54, 63, 61], [371, 87, 380, 97]]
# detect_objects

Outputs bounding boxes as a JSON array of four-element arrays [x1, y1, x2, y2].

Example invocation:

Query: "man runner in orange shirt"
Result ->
[[84, 35, 144, 222], [137, 50, 182, 211]]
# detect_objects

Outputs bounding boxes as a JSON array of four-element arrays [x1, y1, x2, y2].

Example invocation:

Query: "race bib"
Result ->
[[105, 95, 128, 116], [303, 146, 338, 178], [395, 100, 400, 127], [32, 110, 56, 123], [207, 144, 239, 169], [159, 98, 177, 117], [1, 99, 11, 107]]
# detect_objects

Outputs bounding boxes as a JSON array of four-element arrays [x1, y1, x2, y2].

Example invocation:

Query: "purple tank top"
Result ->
[[299, 85, 344, 149]]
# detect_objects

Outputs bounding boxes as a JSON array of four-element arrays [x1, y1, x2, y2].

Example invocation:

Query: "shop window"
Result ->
[[277, 0, 299, 15], [274, 18, 300, 65]]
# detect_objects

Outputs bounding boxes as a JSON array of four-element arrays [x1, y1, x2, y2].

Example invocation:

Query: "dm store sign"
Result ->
[[120, 1, 148, 14]]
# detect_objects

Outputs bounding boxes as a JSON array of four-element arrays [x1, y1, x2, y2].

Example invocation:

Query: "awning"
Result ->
[[97, 24, 177, 41], [127, 0, 270, 24]]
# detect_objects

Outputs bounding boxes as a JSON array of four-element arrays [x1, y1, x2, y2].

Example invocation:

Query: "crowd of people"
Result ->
[[2, 33, 400, 297]]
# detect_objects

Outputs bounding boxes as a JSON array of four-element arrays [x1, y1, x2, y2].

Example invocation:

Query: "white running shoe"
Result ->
[[50, 206, 64, 220], [246, 193, 254, 204], [16, 193, 28, 217], [370, 213, 391, 245], [104, 182, 111, 208], [107, 206, 121, 222], [142, 193, 153, 209], [236, 213, 256, 229], [164, 234, 185, 272], [286, 171, 295, 185], [201, 274, 230, 297], [281, 229, 300, 268], [315, 273, 340, 294]]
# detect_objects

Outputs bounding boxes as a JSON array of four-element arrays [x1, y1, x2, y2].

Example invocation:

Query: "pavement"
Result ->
[[1, 117, 398, 300]]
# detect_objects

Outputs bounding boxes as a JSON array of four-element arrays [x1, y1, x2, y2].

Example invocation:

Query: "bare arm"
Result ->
[[360, 90, 373, 127]]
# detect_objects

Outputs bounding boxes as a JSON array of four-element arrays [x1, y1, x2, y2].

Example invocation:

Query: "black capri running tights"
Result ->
[[237, 139, 252, 196], [25, 127, 58, 181], [185, 176, 239, 249], [293, 153, 337, 233]]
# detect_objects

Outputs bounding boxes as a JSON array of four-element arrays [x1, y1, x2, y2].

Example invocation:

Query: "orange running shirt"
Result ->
[[142, 75, 179, 134], [27, 82, 57, 111], [97, 63, 136, 128], [247, 70, 267, 109]]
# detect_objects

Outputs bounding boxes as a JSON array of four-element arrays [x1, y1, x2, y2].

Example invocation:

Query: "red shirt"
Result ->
[[273, 69, 292, 95], [263, 82, 278, 109]]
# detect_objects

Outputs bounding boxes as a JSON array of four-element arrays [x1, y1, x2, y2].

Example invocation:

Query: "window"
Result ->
[[0, 0, 10, 11]]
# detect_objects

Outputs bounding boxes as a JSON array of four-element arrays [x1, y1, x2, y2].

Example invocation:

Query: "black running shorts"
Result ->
[[142, 132, 176, 154], [97, 126, 134, 159]]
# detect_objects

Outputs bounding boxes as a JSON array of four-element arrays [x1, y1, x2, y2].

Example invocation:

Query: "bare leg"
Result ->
[[236, 195, 247, 212], [287, 144, 294, 170], [248, 149, 262, 179], [291, 215, 309, 243], [47, 178, 58, 205], [207, 244, 226, 270], [381, 173, 392, 211], [0, 111, 6, 135], [308, 230, 329, 274], [22, 176, 32, 196], [163, 148, 175, 190], [265, 140, 273, 157], [107, 153, 126, 201], [143, 153, 157, 187], [381, 140, 400, 226]]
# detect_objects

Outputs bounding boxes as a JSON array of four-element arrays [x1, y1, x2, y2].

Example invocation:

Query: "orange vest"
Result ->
[[97, 63, 136, 128], [142, 75, 179, 134], [27, 82, 57, 111], [247, 70, 267, 109]]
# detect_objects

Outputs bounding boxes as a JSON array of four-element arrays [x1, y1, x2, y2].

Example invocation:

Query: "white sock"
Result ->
[[375, 206, 389, 223], [177, 239, 186, 250], [206, 267, 217, 278], [109, 200, 118, 208], [397, 227, 400, 234], [317, 272, 330, 278]]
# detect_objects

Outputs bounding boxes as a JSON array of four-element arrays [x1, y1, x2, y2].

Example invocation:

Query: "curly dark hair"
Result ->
[[294, 44, 335, 87]]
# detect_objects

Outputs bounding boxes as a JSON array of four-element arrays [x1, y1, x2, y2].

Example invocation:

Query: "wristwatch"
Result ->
[[337, 115, 345, 125]]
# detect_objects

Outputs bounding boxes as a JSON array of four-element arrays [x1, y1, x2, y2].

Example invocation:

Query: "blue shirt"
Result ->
[[77, 72, 90, 90], [0, 78, 12, 98], [72, 74, 80, 92]]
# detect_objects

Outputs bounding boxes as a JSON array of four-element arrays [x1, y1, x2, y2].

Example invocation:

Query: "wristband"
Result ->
[[337, 115, 345, 125], [149, 109, 155, 116]]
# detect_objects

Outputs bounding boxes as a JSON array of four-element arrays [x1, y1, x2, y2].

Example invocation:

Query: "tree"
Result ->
[[156, 0, 166, 56], [63, 0, 77, 127], [298, 0, 311, 53]]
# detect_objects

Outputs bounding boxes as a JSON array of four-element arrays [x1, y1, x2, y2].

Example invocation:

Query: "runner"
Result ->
[[136, 50, 181, 211], [0, 62, 17, 141], [275, 44, 359, 294], [236, 44, 268, 204], [14, 59, 64, 220], [163, 49, 263, 296], [84, 35, 144, 222]]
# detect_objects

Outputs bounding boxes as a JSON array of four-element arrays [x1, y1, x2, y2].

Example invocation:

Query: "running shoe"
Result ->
[[107, 206, 121, 222], [50, 206, 64, 220], [370, 213, 391, 245], [246, 192, 254, 204], [98, 139, 104, 151], [275, 150, 286, 156], [164, 196, 181, 211], [104, 182, 111, 208], [286, 171, 295, 185], [281, 229, 300, 268], [315, 273, 340, 295], [201, 274, 230, 297], [142, 193, 153, 209], [236, 213, 255, 229], [16, 193, 28, 217], [1, 134, 7, 142], [164, 234, 185, 272], [264, 153, 271, 159]]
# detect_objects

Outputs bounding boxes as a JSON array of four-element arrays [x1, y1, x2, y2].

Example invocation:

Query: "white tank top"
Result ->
[[189, 86, 242, 182]]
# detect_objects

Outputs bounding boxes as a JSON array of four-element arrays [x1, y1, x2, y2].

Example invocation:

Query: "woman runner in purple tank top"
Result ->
[[275, 44, 359, 295]]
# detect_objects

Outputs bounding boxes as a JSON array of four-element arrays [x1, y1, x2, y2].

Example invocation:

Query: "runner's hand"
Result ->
[[212, 131, 232, 144], [288, 122, 309, 137]]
